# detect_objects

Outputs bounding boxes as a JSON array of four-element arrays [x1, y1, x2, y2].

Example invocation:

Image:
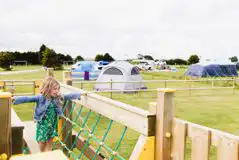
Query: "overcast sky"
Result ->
[[1, 0, 239, 60]]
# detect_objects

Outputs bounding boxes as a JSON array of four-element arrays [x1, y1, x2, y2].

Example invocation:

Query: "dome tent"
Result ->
[[185, 60, 238, 77], [95, 61, 146, 91]]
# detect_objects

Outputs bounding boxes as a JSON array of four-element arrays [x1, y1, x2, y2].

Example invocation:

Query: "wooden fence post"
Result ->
[[0, 81, 5, 92], [62, 71, 73, 154], [46, 68, 54, 77], [0, 92, 12, 159], [34, 80, 41, 95], [189, 82, 191, 96], [211, 79, 214, 93], [233, 77, 236, 94], [155, 88, 175, 160]]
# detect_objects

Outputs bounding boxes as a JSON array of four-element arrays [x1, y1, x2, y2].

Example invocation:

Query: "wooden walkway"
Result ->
[[11, 150, 67, 160], [23, 121, 40, 154]]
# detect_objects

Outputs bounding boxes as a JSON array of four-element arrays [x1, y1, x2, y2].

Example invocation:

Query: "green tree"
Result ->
[[188, 54, 200, 65], [144, 55, 154, 60], [102, 53, 114, 61], [0, 52, 14, 70], [39, 44, 47, 63], [229, 56, 238, 62], [41, 48, 63, 70], [75, 55, 84, 62], [166, 58, 187, 65], [95, 54, 104, 61]]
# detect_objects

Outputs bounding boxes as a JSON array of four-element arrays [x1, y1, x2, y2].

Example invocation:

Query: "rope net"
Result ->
[[52, 100, 128, 160]]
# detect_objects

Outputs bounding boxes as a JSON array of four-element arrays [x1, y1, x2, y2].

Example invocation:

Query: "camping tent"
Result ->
[[95, 61, 146, 91], [185, 60, 238, 77], [72, 61, 100, 80]]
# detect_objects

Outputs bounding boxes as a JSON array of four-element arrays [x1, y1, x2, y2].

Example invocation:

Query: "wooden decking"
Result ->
[[11, 108, 24, 155], [22, 121, 40, 154], [10, 150, 67, 160]]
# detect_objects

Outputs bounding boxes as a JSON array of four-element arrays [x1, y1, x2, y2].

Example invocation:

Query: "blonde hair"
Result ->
[[40, 76, 60, 98]]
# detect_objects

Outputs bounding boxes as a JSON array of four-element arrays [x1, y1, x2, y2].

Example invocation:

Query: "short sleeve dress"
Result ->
[[36, 102, 58, 142]]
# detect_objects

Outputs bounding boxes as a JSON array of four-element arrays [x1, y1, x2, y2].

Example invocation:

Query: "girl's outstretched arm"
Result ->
[[63, 93, 81, 100], [13, 95, 39, 105]]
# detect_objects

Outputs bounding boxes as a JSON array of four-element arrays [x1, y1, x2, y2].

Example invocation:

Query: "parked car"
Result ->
[[95, 61, 110, 70]]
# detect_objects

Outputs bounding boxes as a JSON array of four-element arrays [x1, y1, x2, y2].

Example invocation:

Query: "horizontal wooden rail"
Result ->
[[175, 118, 239, 146], [5, 83, 34, 86], [60, 83, 156, 136], [2, 80, 39, 82], [72, 78, 235, 84]]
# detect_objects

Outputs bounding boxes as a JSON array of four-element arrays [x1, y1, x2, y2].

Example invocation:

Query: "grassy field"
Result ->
[[0, 65, 43, 72], [1, 66, 239, 159]]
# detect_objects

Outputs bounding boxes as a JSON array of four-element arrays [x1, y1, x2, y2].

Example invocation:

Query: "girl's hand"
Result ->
[[11, 96, 15, 103]]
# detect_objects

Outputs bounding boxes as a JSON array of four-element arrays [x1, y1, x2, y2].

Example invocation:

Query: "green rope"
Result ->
[[62, 106, 84, 144], [92, 120, 113, 160], [53, 100, 71, 150], [77, 114, 102, 159], [59, 101, 75, 136], [68, 110, 92, 156], [109, 127, 127, 160], [62, 100, 70, 113]]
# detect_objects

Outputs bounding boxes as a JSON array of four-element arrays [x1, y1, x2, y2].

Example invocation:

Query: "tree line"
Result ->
[[0, 44, 114, 70], [0, 45, 238, 70]]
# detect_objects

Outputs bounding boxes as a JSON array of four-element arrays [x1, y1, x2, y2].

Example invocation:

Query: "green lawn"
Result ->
[[1, 66, 239, 159], [0, 65, 42, 71]]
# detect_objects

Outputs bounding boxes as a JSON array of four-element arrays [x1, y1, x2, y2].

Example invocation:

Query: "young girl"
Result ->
[[13, 77, 81, 152]]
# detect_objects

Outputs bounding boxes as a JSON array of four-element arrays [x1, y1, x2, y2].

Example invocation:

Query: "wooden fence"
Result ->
[[61, 71, 239, 160], [71, 77, 237, 96]]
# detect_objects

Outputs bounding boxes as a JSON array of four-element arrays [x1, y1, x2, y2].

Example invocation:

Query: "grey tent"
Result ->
[[95, 61, 146, 91]]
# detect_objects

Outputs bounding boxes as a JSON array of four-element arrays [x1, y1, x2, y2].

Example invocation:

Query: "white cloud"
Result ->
[[1, 0, 239, 60]]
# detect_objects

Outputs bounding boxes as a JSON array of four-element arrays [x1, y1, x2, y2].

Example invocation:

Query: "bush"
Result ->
[[0, 52, 14, 70]]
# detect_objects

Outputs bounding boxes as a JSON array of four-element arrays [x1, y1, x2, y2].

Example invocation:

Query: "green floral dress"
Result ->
[[36, 102, 58, 142]]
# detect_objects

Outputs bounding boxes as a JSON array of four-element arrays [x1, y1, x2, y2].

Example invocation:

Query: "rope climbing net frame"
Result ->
[[53, 100, 127, 160]]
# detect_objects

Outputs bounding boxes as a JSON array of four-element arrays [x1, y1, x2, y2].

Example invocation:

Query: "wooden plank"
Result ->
[[11, 108, 24, 155], [177, 118, 239, 147], [46, 68, 54, 77], [11, 108, 24, 128], [60, 84, 156, 136], [217, 137, 239, 160], [171, 119, 187, 160], [190, 125, 210, 160], [72, 132, 104, 160], [62, 101, 72, 154], [23, 121, 40, 154], [148, 102, 157, 114], [62, 71, 73, 154], [71, 79, 233, 84], [155, 89, 175, 160], [10, 150, 67, 160], [0, 93, 12, 157], [129, 135, 155, 160]]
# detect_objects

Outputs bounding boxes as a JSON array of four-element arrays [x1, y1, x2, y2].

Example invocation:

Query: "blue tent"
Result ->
[[185, 61, 238, 77], [236, 62, 239, 70], [72, 61, 100, 80]]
